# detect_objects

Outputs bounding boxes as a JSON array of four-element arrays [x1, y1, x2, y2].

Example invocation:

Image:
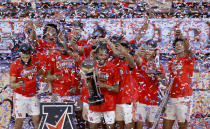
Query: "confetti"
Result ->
[[0, 1, 209, 129]]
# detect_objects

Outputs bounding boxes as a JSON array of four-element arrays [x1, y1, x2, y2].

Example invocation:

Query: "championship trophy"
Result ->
[[81, 58, 105, 106]]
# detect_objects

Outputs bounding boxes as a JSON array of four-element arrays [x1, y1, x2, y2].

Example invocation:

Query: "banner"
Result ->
[[0, 18, 209, 53], [39, 102, 75, 129]]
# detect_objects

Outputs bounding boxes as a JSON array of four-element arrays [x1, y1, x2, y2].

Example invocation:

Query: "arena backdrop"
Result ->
[[0, 18, 209, 53]]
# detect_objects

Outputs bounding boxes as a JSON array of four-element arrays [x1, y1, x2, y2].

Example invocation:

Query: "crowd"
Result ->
[[0, 1, 209, 19], [8, 17, 198, 129]]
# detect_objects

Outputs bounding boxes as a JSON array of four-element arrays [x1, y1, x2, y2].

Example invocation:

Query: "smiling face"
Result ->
[[45, 26, 57, 42], [174, 41, 184, 54], [138, 47, 146, 57], [118, 49, 126, 60], [96, 49, 109, 66], [20, 52, 31, 65], [145, 48, 155, 60]]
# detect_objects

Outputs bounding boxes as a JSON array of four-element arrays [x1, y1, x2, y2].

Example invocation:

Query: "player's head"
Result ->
[[95, 43, 109, 66], [63, 23, 72, 41], [145, 40, 157, 60], [118, 40, 130, 60], [71, 21, 84, 34], [19, 43, 32, 65], [173, 38, 184, 55], [43, 23, 59, 42], [91, 25, 106, 39]]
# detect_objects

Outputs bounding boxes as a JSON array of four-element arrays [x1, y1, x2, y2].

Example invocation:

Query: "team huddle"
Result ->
[[9, 20, 195, 129]]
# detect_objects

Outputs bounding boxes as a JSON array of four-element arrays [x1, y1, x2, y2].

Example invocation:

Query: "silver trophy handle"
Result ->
[[152, 77, 174, 129]]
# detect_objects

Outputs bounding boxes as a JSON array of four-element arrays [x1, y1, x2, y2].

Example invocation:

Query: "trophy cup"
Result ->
[[81, 58, 105, 106]]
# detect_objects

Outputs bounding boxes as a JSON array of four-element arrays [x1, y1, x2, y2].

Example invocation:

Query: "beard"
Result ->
[[21, 57, 31, 66], [119, 56, 125, 60]]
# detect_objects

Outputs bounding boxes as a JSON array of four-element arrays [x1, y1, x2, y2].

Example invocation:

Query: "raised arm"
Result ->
[[25, 21, 39, 47], [70, 35, 85, 54], [134, 54, 143, 66], [117, 44, 136, 69], [134, 46, 146, 66], [105, 38, 118, 58], [175, 30, 193, 59], [136, 16, 149, 41]]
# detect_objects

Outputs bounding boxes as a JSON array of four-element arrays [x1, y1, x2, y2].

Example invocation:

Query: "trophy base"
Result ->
[[88, 96, 105, 106]]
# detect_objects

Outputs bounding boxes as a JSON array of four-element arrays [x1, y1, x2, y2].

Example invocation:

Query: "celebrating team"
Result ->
[[9, 19, 195, 129]]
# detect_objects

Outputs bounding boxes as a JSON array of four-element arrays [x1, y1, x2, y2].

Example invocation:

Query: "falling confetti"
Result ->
[[0, 1, 209, 129]]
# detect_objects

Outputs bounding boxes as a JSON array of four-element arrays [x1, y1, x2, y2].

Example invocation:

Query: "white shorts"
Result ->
[[164, 96, 192, 122], [88, 110, 115, 124], [115, 103, 133, 124], [13, 93, 40, 118], [135, 102, 158, 123], [82, 102, 89, 121]]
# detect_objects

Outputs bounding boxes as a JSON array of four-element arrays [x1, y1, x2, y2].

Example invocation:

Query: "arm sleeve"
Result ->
[[9, 63, 18, 77], [33, 39, 44, 52], [48, 54, 56, 73], [113, 66, 121, 84], [159, 64, 165, 76], [168, 61, 173, 76]]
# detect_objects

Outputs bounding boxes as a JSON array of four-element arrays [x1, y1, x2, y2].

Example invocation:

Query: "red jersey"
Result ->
[[79, 39, 93, 59], [89, 61, 121, 112], [136, 58, 165, 105], [34, 39, 57, 76], [129, 38, 146, 46], [77, 39, 88, 46], [169, 55, 195, 98], [77, 40, 93, 103], [35, 39, 57, 53], [36, 52, 49, 74], [74, 56, 85, 96], [9, 56, 41, 97], [49, 51, 79, 96], [112, 58, 138, 104], [68, 39, 92, 59]]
